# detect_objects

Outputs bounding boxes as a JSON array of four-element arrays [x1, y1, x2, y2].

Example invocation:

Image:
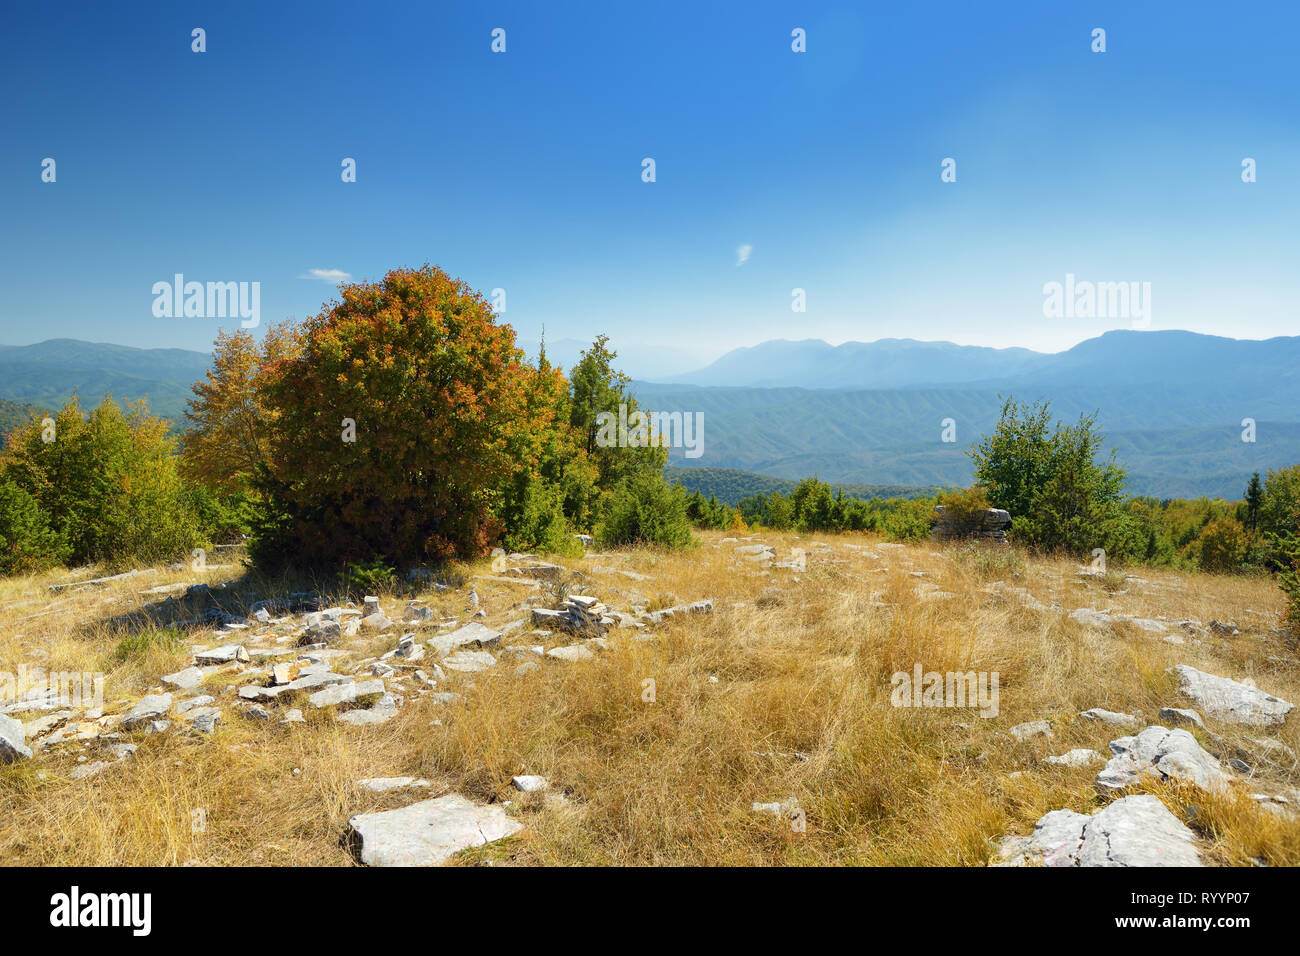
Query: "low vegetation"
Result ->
[[0, 532, 1296, 866]]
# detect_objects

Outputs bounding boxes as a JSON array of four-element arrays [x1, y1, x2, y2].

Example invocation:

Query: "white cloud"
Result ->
[[736, 244, 752, 266], [300, 268, 352, 282]]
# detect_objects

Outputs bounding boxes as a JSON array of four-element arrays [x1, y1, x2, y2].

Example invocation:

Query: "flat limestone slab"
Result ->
[[348, 794, 522, 866], [1174, 665, 1293, 727]]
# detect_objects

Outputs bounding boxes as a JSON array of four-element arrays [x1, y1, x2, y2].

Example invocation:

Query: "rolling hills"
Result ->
[[1, 331, 1297, 500]]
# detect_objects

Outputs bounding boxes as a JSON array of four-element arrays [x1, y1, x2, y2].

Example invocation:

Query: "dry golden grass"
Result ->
[[1, 531, 1297, 866]]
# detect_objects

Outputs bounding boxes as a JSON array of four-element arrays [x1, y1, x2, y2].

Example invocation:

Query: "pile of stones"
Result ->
[[930, 506, 1011, 542], [532, 594, 617, 634]]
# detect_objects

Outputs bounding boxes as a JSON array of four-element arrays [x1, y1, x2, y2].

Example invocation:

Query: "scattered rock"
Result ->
[[1009, 720, 1053, 742], [642, 599, 715, 625], [531, 596, 616, 635], [390, 634, 424, 663], [177, 695, 215, 714], [1158, 707, 1204, 729], [308, 679, 385, 709], [428, 622, 501, 657], [1173, 665, 1293, 727], [194, 644, 249, 666], [122, 694, 173, 731], [347, 794, 524, 866], [441, 650, 497, 673], [0, 714, 32, 762], [1044, 749, 1104, 767], [1069, 608, 1116, 628], [69, 761, 110, 780], [546, 645, 594, 662], [511, 775, 548, 792], [188, 708, 221, 734], [1079, 708, 1139, 728], [1095, 725, 1233, 795], [997, 795, 1201, 867], [303, 620, 343, 645], [337, 693, 400, 726], [162, 666, 205, 690]]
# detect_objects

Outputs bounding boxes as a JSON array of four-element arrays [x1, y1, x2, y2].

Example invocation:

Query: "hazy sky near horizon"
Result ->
[[2, 1, 1297, 367]]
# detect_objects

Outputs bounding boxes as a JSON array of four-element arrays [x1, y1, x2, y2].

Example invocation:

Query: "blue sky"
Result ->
[[2, 0, 1297, 369]]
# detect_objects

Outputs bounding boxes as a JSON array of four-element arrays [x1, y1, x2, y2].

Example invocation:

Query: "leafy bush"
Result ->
[[180, 323, 300, 494], [183, 485, 255, 544], [342, 557, 397, 597], [0, 480, 68, 574], [935, 485, 993, 536], [597, 472, 694, 549], [113, 627, 185, 662], [684, 490, 736, 530], [502, 479, 582, 556], [882, 498, 934, 541], [1196, 517, 1248, 573], [1, 395, 206, 568], [973, 398, 1131, 557], [1279, 536, 1300, 633]]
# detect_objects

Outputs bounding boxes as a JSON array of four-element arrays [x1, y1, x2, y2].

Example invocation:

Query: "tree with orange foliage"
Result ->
[[252, 265, 555, 568], [180, 321, 300, 494]]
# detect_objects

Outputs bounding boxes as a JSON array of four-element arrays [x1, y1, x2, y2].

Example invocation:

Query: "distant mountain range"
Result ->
[[1, 331, 1297, 500], [638, 330, 1300, 499], [0, 339, 211, 422], [665, 330, 1300, 391]]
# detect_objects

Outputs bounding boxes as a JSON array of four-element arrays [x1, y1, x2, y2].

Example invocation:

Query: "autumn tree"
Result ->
[[251, 265, 555, 569], [180, 322, 300, 494]]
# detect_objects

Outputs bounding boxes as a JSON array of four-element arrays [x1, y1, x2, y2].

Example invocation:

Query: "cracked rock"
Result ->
[[997, 795, 1201, 867], [1173, 665, 1293, 727], [1095, 725, 1233, 794]]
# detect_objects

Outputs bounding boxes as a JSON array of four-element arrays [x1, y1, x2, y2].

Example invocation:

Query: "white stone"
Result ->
[[1044, 749, 1104, 767], [1096, 725, 1233, 795], [1173, 665, 1293, 727], [441, 650, 497, 673], [998, 795, 1201, 867], [122, 694, 173, 730], [348, 794, 523, 866], [1079, 708, 1139, 728], [162, 666, 205, 690]]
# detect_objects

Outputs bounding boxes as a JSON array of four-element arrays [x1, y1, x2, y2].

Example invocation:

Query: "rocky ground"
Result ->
[[0, 532, 1297, 866]]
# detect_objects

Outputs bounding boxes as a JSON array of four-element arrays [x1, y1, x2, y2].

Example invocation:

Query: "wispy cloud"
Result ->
[[736, 244, 752, 266], [300, 268, 352, 282]]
